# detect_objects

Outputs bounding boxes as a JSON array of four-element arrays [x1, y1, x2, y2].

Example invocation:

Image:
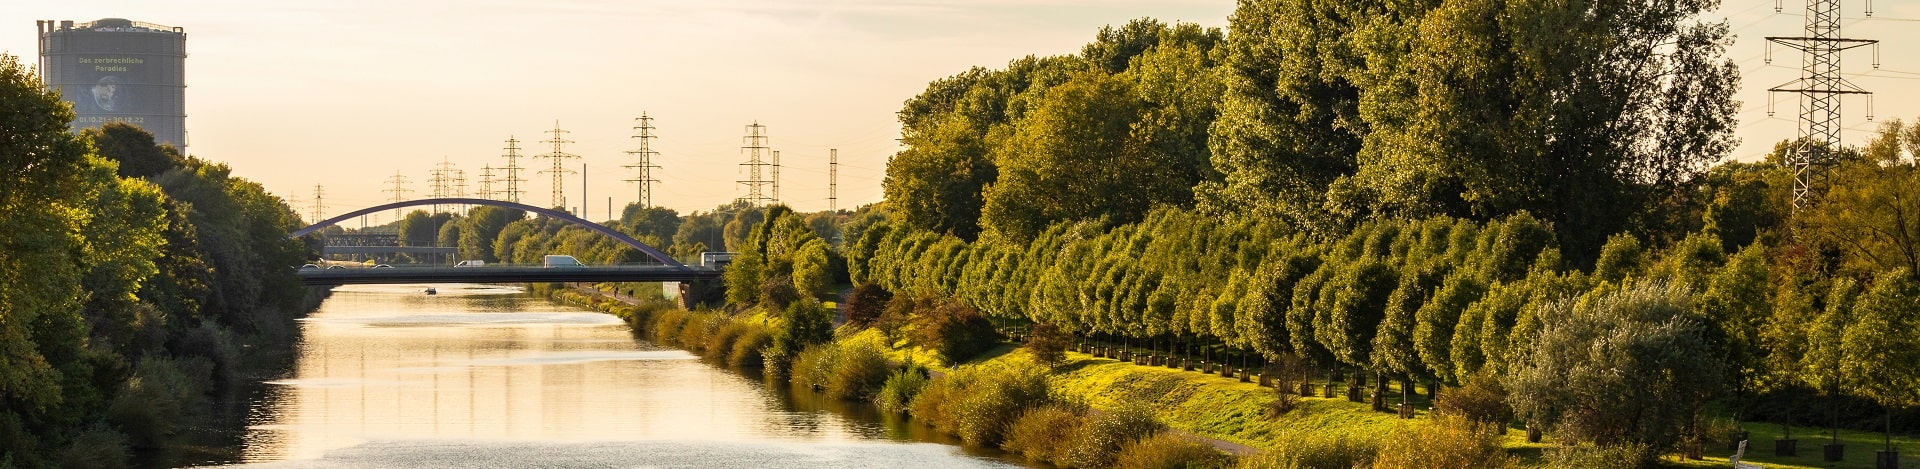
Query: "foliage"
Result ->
[[1510, 280, 1721, 461], [1112, 433, 1235, 469], [910, 300, 1000, 364], [1840, 269, 1920, 413], [952, 360, 1054, 446], [1066, 403, 1167, 469], [843, 283, 892, 328], [1370, 417, 1510, 469], [1235, 429, 1378, 469], [1542, 442, 1649, 469], [824, 338, 893, 401], [874, 366, 929, 414], [1434, 376, 1513, 431], [1001, 403, 1085, 464], [1024, 322, 1071, 368]]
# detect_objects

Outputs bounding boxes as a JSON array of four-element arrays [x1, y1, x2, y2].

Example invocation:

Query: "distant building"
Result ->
[[36, 18, 187, 149]]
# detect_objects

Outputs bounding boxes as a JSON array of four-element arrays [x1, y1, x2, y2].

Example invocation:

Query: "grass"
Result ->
[[985, 350, 1404, 449], [1649, 423, 1916, 469]]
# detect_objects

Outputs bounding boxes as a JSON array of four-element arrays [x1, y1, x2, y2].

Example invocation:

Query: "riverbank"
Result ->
[[557, 285, 1259, 458]]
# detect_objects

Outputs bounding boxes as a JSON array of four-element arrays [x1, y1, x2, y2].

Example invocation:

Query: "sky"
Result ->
[[4, 0, 1918, 226]]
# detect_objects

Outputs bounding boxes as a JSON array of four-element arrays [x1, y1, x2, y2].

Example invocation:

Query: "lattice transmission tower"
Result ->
[[536, 121, 579, 210], [310, 184, 326, 222], [829, 148, 838, 213], [499, 136, 528, 204], [382, 171, 412, 221], [1767, 0, 1879, 210], [738, 122, 774, 207], [625, 113, 662, 208], [478, 165, 496, 200]]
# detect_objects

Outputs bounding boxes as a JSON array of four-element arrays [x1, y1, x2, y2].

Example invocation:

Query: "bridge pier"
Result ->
[[677, 278, 726, 310]]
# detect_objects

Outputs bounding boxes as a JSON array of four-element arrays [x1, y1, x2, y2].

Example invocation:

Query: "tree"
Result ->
[[458, 206, 524, 262], [791, 239, 832, 296], [85, 121, 183, 180], [1840, 269, 1920, 452], [1510, 280, 1721, 465], [844, 283, 893, 328], [1800, 131, 1920, 275], [981, 70, 1178, 242]]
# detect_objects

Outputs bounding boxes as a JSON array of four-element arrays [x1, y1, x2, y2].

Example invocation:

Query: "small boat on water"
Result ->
[[424, 287, 437, 295]]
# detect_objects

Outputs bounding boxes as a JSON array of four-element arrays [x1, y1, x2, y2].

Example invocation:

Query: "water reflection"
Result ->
[[226, 284, 1019, 467]]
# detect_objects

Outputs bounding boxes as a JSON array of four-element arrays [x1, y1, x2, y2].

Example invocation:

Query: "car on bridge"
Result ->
[[543, 255, 584, 268]]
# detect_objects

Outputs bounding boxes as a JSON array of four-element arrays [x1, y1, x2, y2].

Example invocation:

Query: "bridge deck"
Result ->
[[296, 265, 721, 286]]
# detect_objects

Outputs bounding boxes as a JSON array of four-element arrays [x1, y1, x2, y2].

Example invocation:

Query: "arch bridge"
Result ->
[[289, 197, 688, 270]]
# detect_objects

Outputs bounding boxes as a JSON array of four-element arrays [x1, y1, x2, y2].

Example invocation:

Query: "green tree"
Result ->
[[84, 121, 183, 180], [1510, 281, 1721, 465], [1840, 269, 1920, 452]]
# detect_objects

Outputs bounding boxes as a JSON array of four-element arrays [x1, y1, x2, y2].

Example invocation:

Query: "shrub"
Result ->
[[1001, 404, 1085, 464], [1237, 430, 1378, 469], [909, 370, 972, 434], [729, 328, 772, 368], [875, 366, 929, 414], [792, 344, 838, 390], [761, 273, 801, 311], [651, 309, 690, 344], [1543, 442, 1649, 469], [1266, 382, 1300, 418], [844, 282, 893, 328], [1066, 403, 1166, 469], [912, 301, 1001, 363], [953, 363, 1053, 446], [1024, 322, 1071, 368], [1436, 376, 1513, 431], [57, 424, 130, 469], [1510, 280, 1719, 460], [825, 339, 892, 400], [1114, 433, 1235, 469], [1371, 417, 1509, 469], [706, 321, 750, 362]]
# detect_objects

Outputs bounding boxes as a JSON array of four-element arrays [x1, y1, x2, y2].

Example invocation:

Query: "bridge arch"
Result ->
[[289, 197, 688, 270]]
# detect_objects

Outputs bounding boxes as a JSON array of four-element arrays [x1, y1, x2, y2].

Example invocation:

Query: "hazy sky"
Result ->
[[4, 0, 1917, 225]]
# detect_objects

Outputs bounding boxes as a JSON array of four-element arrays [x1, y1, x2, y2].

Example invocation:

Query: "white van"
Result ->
[[453, 260, 486, 267], [543, 255, 584, 268]]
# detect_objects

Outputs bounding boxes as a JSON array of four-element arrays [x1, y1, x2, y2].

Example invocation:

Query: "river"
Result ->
[[206, 283, 1027, 468]]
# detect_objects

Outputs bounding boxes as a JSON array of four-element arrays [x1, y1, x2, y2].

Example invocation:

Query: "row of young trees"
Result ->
[[1, 55, 316, 466], [855, 0, 1920, 464]]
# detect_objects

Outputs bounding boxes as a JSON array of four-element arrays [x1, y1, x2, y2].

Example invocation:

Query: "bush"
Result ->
[[825, 339, 892, 400], [1544, 442, 1649, 469], [1510, 280, 1719, 459], [953, 362, 1053, 446], [761, 273, 801, 311], [1066, 403, 1166, 469], [844, 282, 893, 328], [57, 424, 130, 469], [729, 328, 772, 368], [1024, 322, 1071, 368], [791, 344, 837, 390], [909, 370, 972, 434], [1237, 430, 1378, 469], [1371, 417, 1509, 469], [706, 321, 751, 362], [912, 301, 1001, 363], [1001, 404, 1085, 464], [1436, 376, 1513, 431], [875, 366, 929, 414], [1114, 433, 1235, 469]]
